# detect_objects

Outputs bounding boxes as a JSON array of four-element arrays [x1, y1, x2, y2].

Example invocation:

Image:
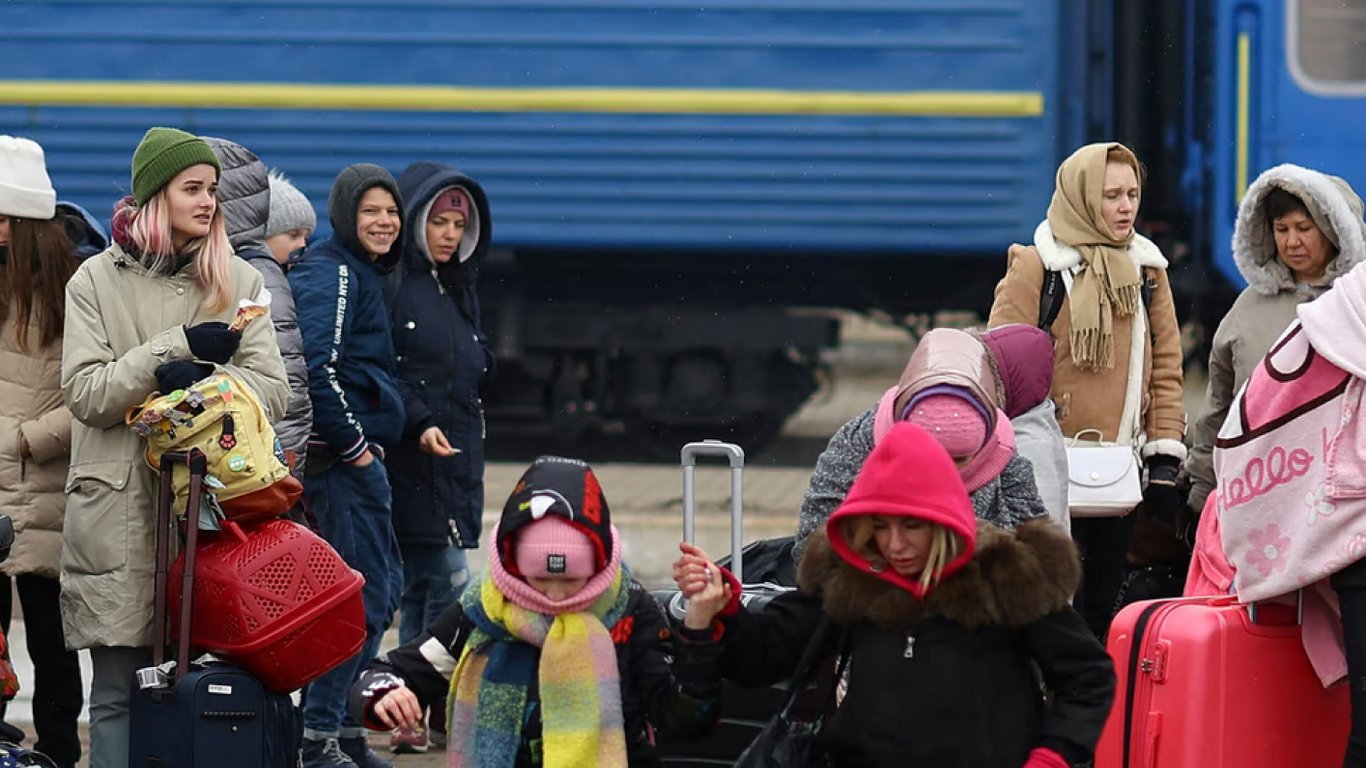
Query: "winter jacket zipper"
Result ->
[[432, 268, 469, 550]]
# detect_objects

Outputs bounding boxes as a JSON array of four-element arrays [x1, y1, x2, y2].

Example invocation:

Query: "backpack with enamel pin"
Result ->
[[126, 371, 298, 523]]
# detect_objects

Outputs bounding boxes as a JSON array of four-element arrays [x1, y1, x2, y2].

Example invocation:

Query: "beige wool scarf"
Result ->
[[1047, 142, 1142, 369]]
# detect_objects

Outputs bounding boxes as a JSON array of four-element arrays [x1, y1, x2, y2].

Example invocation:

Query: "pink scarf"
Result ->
[[959, 412, 1016, 492]]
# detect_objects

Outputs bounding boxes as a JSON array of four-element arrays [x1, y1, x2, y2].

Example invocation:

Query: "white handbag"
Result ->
[[1066, 430, 1143, 518]]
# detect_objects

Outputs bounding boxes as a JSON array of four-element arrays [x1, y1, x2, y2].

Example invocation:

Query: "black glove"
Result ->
[[1143, 455, 1185, 523], [184, 321, 241, 364], [156, 361, 213, 394]]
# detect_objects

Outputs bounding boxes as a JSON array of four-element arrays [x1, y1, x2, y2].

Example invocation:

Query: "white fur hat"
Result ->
[[0, 136, 56, 220]]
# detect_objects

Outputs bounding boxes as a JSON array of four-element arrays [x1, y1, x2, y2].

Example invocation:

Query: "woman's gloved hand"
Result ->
[[1144, 455, 1185, 523], [184, 321, 241, 364], [155, 361, 213, 394]]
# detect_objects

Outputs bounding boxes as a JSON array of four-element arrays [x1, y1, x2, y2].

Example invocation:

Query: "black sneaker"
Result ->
[[339, 736, 393, 768], [302, 737, 357, 768]]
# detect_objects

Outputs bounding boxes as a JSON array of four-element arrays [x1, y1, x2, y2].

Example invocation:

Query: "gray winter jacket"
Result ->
[[1185, 165, 1366, 514], [205, 137, 312, 473], [794, 406, 1047, 562]]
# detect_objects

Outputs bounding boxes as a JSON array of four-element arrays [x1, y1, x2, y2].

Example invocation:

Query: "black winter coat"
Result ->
[[350, 580, 719, 767], [676, 519, 1115, 768], [386, 162, 493, 548]]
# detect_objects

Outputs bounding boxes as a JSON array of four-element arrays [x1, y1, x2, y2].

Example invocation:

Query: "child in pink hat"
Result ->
[[795, 328, 1050, 563], [350, 456, 720, 767]]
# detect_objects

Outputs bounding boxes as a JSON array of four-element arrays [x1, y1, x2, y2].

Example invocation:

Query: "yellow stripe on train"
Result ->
[[0, 80, 1044, 117]]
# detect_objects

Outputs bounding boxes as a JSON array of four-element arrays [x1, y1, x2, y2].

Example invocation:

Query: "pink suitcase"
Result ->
[[1095, 595, 1349, 768]]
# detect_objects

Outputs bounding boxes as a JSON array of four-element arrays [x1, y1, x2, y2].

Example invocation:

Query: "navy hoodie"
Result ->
[[288, 164, 406, 462], [386, 161, 493, 547]]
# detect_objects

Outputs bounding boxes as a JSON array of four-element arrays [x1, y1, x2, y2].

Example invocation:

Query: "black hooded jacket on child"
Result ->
[[349, 456, 718, 767], [387, 161, 493, 549], [288, 164, 406, 464], [676, 423, 1115, 768]]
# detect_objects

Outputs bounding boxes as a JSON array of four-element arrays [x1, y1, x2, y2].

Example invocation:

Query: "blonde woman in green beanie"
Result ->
[[59, 127, 289, 768]]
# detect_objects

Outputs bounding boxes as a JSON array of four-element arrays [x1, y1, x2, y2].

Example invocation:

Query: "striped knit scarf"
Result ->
[[447, 567, 632, 768]]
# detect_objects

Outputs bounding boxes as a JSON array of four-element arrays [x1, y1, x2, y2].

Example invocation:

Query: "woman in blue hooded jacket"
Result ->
[[384, 161, 494, 750]]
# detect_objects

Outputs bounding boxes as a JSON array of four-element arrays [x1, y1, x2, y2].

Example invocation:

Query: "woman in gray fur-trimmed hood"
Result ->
[[1184, 164, 1366, 516]]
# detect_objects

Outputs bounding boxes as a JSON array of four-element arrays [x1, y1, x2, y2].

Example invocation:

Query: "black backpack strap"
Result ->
[[1040, 266, 1159, 336], [1141, 267, 1158, 346], [1038, 269, 1065, 331]]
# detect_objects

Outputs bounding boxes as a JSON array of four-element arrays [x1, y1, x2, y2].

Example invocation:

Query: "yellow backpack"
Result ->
[[127, 371, 291, 513]]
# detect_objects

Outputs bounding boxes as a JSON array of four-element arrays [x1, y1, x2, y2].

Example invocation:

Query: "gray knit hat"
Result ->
[[265, 170, 316, 237]]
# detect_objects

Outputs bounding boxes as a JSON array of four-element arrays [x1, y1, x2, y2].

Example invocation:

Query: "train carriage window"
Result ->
[[1291, 0, 1366, 92]]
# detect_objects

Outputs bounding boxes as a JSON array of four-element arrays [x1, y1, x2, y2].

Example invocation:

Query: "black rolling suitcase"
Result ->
[[653, 440, 798, 767], [128, 449, 303, 768]]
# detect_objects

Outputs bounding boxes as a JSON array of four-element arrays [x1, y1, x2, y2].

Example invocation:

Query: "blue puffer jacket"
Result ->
[[386, 161, 493, 548], [289, 220, 405, 463]]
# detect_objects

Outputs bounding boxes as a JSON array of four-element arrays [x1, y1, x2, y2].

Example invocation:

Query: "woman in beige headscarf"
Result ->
[[987, 142, 1185, 639]]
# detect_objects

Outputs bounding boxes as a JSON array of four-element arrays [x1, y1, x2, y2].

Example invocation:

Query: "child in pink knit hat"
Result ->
[[349, 456, 721, 767], [795, 328, 1050, 564], [901, 385, 995, 462]]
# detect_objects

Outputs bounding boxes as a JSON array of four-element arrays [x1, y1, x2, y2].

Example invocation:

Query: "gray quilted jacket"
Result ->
[[205, 137, 312, 473]]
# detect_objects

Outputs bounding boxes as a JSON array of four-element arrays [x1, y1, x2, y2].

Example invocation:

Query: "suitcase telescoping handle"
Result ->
[[1247, 590, 1305, 626], [681, 440, 745, 582], [151, 449, 210, 676]]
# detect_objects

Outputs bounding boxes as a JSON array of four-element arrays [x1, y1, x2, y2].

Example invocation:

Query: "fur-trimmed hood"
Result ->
[[798, 518, 1079, 631], [1032, 220, 1168, 272], [1234, 164, 1366, 296]]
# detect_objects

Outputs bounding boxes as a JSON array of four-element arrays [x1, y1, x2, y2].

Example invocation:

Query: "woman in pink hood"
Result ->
[[675, 423, 1114, 768]]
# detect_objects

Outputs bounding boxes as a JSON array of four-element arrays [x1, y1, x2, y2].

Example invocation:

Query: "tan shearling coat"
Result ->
[[60, 245, 288, 650], [988, 221, 1186, 461], [0, 311, 72, 580]]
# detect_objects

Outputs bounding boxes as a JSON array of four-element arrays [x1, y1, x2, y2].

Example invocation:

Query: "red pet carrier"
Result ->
[[169, 518, 365, 693]]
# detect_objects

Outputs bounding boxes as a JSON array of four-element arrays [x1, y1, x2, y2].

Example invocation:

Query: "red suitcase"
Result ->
[[1096, 595, 1349, 767]]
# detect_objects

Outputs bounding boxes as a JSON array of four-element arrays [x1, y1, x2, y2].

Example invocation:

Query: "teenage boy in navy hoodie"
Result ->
[[289, 164, 407, 768]]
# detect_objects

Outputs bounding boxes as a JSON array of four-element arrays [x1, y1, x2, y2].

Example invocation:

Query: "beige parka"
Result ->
[[59, 245, 288, 650], [0, 310, 72, 580]]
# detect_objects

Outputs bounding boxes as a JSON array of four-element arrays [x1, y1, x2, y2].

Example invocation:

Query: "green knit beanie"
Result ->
[[131, 127, 222, 205]]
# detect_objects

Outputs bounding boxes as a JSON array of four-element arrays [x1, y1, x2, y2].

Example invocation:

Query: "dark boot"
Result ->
[[340, 735, 394, 768], [1332, 558, 1366, 767], [302, 737, 358, 768]]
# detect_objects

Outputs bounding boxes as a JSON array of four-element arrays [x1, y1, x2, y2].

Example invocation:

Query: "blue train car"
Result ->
[[2, 0, 1364, 450], [0, 1, 1075, 255], [1203, 0, 1366, 286]]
